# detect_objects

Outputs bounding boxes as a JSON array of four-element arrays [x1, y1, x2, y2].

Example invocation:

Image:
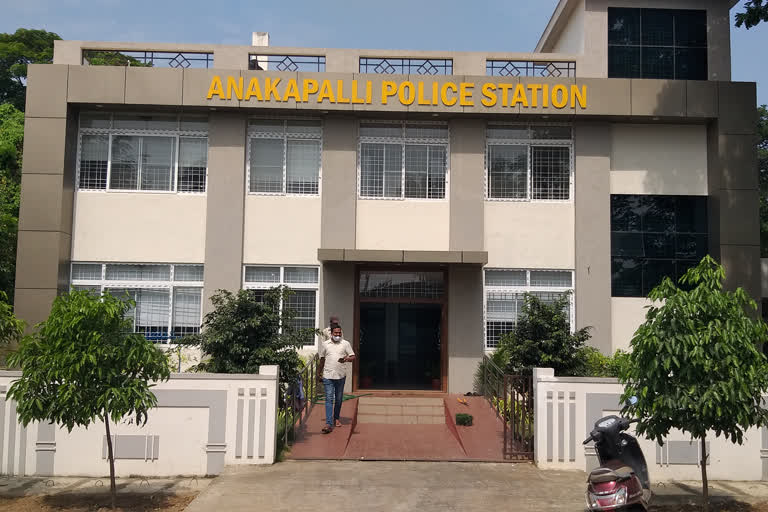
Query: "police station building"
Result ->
[[15, 0, 758, 393]]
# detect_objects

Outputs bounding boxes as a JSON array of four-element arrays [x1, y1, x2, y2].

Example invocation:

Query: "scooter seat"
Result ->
[[588, 466, 634, 483]]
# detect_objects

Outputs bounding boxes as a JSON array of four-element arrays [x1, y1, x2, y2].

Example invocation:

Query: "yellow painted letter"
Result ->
[[481, 83, 497, 107], [459, 82, 474, 106], [498, 83, 514, 107], [399, 81, 415, 106], [302, 79, 319, 102], [365, 81, 373, 104], [511, 84, 529, 107], [351, 80, 366, 104], [245, 77, 263, 101], [527, 84, 542, 107], [284, 79, 301, 102], [441, 83, 458, 106], [337, 80, 351, 103], [571, 84, 587, 109], [552, 84, 568, 108], [382, 81, 398, 104], [318, 80, 335, 103], [264, 78, 282, 101], [207, 75, 225, 99], [226, 76, 244, 100]]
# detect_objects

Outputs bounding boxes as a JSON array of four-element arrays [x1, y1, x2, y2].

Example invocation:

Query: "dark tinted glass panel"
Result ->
[[608, 8, 641, 45], [644, 234, 675, 258], [674, 10, 707, 47], [675, 48, 708, 80], [675, 196, 708, 232], [675, 234, 708, 259], [612, 258, 642, 297], [612, 233, 644, 257], [643, 196, 675, 233], [611, 195, 643, 232], [611, 195, 708, 297], [608, 46, 641, 79], [643, 260, 675, 294], [642, 47, 675, 80], [641, 9, 674, 46]]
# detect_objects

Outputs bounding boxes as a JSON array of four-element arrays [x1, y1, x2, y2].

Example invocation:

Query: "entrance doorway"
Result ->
[[354, 268, 447, 392]]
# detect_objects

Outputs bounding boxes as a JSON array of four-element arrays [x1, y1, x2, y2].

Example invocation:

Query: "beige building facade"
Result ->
[[16, 0, 757, 393]]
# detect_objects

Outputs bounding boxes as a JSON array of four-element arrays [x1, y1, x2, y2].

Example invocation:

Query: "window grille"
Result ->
[[359, 271, 445, 299], [247, 119, 322, 195], [486, 60, 576, 78], [76, 113, 208, 193], [72, 262, 203, 344], [486, 124, 572, 201], [243, 265, 320, 346], [484, 269, 574, 349], [359, 121, 449, 200], [359, 58, 453, 75], [248, 54, 325, 72]]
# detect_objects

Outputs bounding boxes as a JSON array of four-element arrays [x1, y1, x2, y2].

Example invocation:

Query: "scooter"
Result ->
[[583, 397, 652, 511]]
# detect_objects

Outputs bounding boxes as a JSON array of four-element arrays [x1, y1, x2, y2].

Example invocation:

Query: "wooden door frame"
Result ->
[[352, 264, 449, 394]]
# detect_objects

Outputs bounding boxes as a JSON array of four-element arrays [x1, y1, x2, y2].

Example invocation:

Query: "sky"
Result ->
[[1, 0, 766, 105]]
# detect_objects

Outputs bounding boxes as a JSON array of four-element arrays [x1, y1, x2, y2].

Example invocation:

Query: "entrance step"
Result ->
[[356, 397, 445, 425]]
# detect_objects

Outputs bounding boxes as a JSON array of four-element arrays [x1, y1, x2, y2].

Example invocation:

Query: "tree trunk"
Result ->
[[104, 414, 116, 510], [700, 435, 709, 512]]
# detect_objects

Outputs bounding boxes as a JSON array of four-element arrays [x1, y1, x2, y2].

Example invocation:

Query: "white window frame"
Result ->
[[483, 268, 575, 351], [245, 118, 323, 197], [69, 262, 204, 345], [357, 120, 450, 201], [242, 265, 320, 349], [484, 123, 573, 203], [76, 113, 209, 194]]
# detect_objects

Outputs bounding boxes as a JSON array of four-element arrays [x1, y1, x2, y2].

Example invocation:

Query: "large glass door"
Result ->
[[355, 269, 446, 391]]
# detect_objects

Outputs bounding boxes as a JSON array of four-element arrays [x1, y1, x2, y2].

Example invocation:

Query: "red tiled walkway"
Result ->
[[286, 395, 511, 462]]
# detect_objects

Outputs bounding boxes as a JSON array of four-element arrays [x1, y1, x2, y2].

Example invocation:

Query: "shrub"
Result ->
[[456, 413, 473, 426]]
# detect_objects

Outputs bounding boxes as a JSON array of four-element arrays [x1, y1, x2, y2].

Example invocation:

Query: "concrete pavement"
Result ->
[[184, 461, 588, 512]]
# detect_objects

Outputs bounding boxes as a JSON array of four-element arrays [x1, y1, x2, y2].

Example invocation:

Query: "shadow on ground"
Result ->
[[0, 492, 195, 512]]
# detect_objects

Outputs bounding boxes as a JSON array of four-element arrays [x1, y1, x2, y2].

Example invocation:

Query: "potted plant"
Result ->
[[360, 360, 374, 388], [426, 361, 441, 391]]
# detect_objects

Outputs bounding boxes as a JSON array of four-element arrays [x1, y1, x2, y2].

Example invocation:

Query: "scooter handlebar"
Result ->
[[583, 436, 593, 445]]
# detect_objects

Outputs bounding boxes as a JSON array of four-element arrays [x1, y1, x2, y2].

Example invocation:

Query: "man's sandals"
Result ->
[[322, 426, 332, 434]]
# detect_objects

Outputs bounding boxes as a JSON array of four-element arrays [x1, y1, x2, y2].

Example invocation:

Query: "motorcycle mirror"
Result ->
[[628, 396, 638, 405]]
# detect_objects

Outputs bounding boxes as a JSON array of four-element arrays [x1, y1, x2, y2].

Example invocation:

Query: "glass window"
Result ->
[[243, 265, 319, 346], [608, 8, 707, 80], [77, 113, 208, 193], [248, 119, 322, 195], [486, 124, 572, 201], [484, 269, 574, 349], [610, 194, 708, 297], [359, 121, 448, 200], [178, 137, 208, 193], [72, 263, 203, 344], [359, 271, 445, 299], [79, 135, 109, 190]]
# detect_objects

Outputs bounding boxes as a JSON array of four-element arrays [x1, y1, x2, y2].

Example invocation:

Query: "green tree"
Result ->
[[0, 291, 23, 345], [0, 103, 24, 301], [620, 255, 768, 511], [82, 50, 151, 67], [736, 0, 768, 29], [7, 290, 170, 509], [759, 106, 768, 257], [182, 287, 309, 384], [0, 29, 61, 110], [498, 292, 593, 376]]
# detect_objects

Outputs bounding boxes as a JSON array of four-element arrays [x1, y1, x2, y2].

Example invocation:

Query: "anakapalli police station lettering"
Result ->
[[206, 75, 588, 109]]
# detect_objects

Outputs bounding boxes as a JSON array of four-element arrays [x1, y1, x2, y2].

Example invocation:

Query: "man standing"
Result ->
[[317, 324, 355, 434], [321, 315, 340, 341]]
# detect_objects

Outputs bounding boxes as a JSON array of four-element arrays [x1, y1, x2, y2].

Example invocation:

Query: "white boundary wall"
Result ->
[[533, 368, 767, 481], [0, 366, 279, 477]]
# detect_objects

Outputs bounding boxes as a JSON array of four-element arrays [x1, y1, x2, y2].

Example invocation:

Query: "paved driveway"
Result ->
[[184, 461, 588, 512]]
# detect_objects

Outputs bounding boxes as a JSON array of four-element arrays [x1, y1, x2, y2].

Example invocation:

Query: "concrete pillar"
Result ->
[[573, 122, 612, 354], [449, 119, 485, 251], [321, 262, 355, 392], [320, 117, 357, 249], [14, 64, 75, 329], [203, 112, 246, 313], [447, 264, 484, 394]]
